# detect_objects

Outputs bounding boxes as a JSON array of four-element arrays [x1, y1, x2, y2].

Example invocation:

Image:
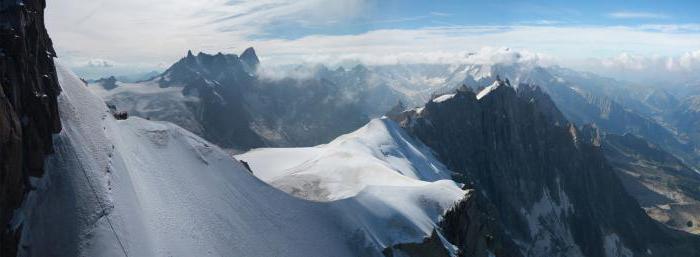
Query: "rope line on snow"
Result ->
[[68, 139, 130, 257]]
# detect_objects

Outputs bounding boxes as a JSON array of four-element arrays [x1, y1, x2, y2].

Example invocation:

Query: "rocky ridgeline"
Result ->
[[99, 48, 370, 151], [0, 0, 61, 255], [393, 79, 700, 257]]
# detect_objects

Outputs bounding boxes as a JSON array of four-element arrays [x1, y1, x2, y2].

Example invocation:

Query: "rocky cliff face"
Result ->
[[157, 49, 266, 149], [393, 79, 700, 256], [439, 190, 523, 257], [0, 0, 61, 255], [95, 49, 370, 151]]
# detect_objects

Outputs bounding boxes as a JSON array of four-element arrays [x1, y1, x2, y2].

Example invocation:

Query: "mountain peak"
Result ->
[[240, 47, 259, 68], [516, 83, 567, 124]]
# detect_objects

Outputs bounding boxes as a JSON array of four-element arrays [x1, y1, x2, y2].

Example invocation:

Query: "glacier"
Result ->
[[16, 62, 465, 257]]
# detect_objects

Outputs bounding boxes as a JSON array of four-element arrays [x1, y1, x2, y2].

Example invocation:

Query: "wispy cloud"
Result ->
[[46, 0, 371, 67], [638, 23, 700, 33], [516, 20, 564, 25], [429, 11, 452, 17], [249, 25, 699, 67], [371, 15, 430, 24], [608, 11, 669, 19], [46, 0, 700, 81]]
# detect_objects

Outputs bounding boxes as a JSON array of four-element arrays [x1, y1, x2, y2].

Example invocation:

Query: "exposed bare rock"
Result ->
[[393, 81, 700, 257], [0, 0, 61, 255], [440, 190, 523, 257]]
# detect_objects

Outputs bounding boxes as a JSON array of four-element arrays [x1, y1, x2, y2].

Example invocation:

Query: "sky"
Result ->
[[46, 0, 700, 81]]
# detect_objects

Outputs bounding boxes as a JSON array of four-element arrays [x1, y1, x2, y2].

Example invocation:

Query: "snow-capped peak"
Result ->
[[477, 80, 504, 100]]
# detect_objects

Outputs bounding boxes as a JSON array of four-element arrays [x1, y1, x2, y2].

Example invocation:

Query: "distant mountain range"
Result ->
[[91, 48, 371, 151], [87, 48, 700, 238], [90, 48, 698, 160]]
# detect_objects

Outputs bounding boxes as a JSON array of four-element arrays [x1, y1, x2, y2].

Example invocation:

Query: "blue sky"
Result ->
[[258, 0, 700, 39], [46, 0, 700, 79]]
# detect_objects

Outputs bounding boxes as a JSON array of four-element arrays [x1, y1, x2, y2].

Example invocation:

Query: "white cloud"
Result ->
[[46, 0, 371, 68], [46, 0, 700, 82], [608, 11, 669, 19], [578, 50, 700, 83], [595, 51, 700, 72], [520, 20, 563, 25], [248, 25, 700, 67]]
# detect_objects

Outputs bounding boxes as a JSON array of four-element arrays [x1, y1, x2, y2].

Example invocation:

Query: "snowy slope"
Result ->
[[17, 63, 464, 257], [90, 80, 204, 136], [477, 81, 503, 100], [238, 118, 465, 247]]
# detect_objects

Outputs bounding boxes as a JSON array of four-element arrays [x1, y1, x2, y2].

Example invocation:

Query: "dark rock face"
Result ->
[[239, 47, 259, 71], [385, 189, 522, 257], [383, 230, 451, 257], [158, 50, 266, 149], [455, 64, 693, 168], [0, 0, 61, 255], [393, 80, 700, 256], [439, 190, 523, 257]]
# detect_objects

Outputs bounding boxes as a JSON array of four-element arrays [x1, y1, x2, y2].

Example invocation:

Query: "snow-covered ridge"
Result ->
[[238, 118, 466, 248], [477, 81, 503, 100], [20, 62, 361, 257], [238, 118, 461, 200], [433, 93, 456, 103], [18, 63, 465, 257]]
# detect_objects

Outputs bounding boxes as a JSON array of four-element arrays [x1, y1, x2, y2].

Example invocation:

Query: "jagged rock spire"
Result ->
[[457, 84, 473, 93], [240, 47, 259, 69]]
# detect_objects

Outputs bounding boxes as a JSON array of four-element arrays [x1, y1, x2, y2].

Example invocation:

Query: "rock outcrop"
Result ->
[[393, 79, 700, 256], [0, 0, 61, 255], [439, 190, 523, 257], [158, 50, 266, 149]]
